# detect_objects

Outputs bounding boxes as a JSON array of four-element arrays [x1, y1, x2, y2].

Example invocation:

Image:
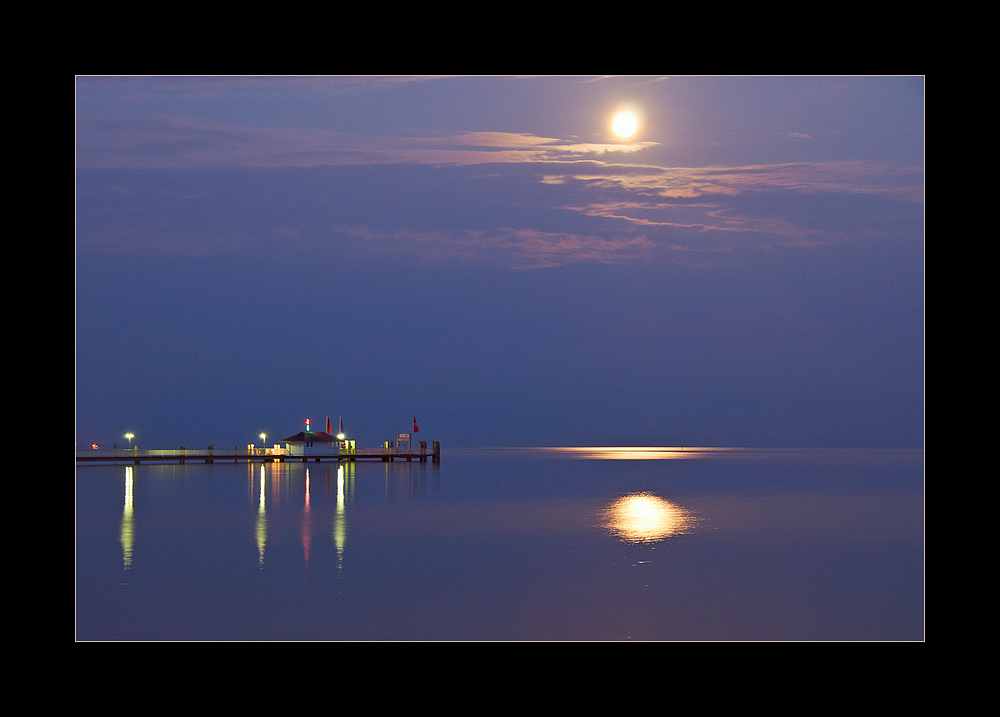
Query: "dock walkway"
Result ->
[[76, 445, 439, 465]]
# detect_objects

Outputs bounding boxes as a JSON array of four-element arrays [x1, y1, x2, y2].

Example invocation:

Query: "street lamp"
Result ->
[[124, 433, 134, 447], [260, 433, 266, 454]]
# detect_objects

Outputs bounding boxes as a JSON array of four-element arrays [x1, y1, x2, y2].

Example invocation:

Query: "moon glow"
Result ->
[[613, 112, 637, 138]]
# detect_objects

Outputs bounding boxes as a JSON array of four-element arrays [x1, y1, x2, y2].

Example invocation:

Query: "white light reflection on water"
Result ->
[[333, 463, 347, 574], [120, 466, 134, 569], [256, 464, 266, 568], [600, 492, 698, 544]]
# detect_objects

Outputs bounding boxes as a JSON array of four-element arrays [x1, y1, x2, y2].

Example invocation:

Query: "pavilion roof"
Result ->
[[282, 431, 340, 443]]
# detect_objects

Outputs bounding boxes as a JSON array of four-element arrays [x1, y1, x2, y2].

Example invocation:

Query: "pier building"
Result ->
[[281, 430, 354, 457]]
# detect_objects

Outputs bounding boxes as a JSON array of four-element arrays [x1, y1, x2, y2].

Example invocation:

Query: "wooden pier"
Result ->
[[76, 443, 440, 465]]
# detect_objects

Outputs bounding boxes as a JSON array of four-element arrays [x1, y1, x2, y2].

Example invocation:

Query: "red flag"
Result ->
[[326, 416, 332, 434], [413, 417, 419, 433]]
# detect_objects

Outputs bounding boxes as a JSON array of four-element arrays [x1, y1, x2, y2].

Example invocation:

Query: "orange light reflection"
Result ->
[[550, 446, 739, 460], [601, 492, 697, 544]]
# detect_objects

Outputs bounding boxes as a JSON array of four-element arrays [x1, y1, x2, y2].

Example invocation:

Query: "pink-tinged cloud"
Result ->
[[543, 161, 922, 254]]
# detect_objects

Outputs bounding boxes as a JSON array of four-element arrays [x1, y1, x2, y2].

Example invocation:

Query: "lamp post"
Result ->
[[260, 433, 266, 456], [124, 433, 134, 448]]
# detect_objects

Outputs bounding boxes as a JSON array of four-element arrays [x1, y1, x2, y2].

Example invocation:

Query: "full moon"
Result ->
[[613, 112, 637, 138]]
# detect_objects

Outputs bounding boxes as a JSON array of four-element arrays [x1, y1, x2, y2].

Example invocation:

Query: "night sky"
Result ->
[[75, 76, 923, 450]]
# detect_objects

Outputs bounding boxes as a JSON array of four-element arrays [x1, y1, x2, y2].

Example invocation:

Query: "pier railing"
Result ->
[[79, 448, 281, 459]]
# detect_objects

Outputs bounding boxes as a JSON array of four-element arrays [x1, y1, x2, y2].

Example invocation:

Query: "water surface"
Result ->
[[76, 447, 923, 640]]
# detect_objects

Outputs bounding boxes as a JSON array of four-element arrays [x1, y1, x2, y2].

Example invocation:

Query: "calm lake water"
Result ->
[[75, 447, 924, 641]]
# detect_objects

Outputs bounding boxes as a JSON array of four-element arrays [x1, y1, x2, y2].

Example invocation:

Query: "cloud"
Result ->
[[544, 161, 923, 200], [528, 161, 923, 257], [77, 155, 923, 270], [75, 96, 922, 268], [76, 116, 659, 170]]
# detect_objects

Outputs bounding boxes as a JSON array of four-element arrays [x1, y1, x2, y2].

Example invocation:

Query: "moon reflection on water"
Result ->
[[601, 492, 697, 544]]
